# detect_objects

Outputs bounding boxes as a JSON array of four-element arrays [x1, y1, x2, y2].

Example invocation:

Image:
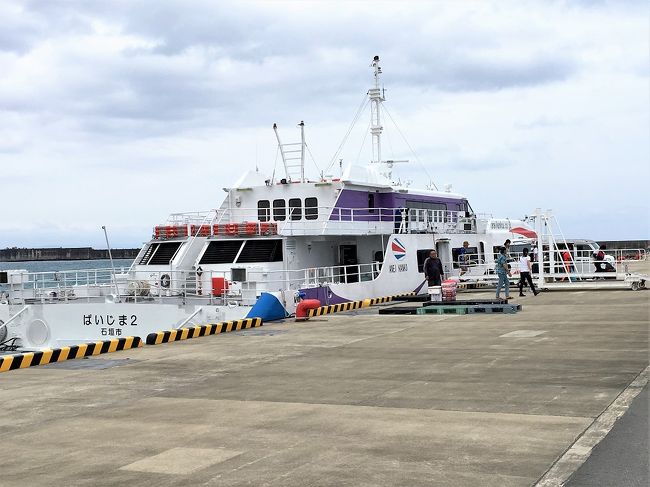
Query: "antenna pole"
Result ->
[[369, 55, 384, 165], [299, 120, 305, 182], [102, 225, 121, 300]]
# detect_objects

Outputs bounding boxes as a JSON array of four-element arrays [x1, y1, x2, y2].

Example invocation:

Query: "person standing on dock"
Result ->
[[503, 239, 512, 258], [518, 248, 539, 297], [458, 241, 470, 276], [495, 246, 512, 300], [561, 249, 574, 281], [423, 250, 444, 286]]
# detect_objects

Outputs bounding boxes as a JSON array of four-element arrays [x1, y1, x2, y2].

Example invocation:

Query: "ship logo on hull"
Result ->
[[392, 238, 406, 260]]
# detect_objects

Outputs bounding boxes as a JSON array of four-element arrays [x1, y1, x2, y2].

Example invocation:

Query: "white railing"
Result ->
[[477, 247, 648, 281], [0, 267, 132, 303], [0, 260, 389, 307], [246, 262, 382, 289], [155, 206, 473, 237], [435, 247, 646, 281], [165, 211, 214, 225]]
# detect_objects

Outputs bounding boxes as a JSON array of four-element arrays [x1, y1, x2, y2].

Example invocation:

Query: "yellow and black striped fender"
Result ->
[[307, 292, 416, 317], [307, 299, 367, 318], [0, 336, 143, 373], [368, 292, 416, 305], [145, 317, 263, 345]]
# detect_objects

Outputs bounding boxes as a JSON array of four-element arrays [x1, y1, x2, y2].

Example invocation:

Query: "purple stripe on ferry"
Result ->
[[299, 286, 348, 305], [330, 189, 466, 221]]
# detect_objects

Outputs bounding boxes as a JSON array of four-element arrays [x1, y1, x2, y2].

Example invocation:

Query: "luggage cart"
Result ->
[[625, 273, 647, 291]]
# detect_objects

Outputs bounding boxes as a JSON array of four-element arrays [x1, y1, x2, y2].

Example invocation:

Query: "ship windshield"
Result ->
[[199, 240, 244, 264], [140, 242, 183, 265], [198, 239, 284, 264], [237, 239, 283, 263]]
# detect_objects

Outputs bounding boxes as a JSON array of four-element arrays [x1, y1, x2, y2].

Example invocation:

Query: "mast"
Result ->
[[273, 121, 307, 183], [369, 55, 384, 165], [299, 120, 305, 182], [369, 56, 407, 181]]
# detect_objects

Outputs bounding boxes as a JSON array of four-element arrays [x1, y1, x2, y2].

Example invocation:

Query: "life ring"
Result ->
[[225, 223, 238, 236], [245, 222, 257, 235], [160, 274, 171, 288]]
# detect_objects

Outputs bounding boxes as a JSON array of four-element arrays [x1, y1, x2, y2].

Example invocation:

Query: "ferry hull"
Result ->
[[1, 302, 253, 349]]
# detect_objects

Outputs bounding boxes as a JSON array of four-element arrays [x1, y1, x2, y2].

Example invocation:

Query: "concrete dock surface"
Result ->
[[1, 287, 648, 486], [565, 384, 648, 487]]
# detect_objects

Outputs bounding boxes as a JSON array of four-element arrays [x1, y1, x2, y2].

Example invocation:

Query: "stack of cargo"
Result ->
[[441, 280, 458, 302]]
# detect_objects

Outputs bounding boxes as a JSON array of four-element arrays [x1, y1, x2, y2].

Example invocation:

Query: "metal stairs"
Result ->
[[273, 121, 306, 183]]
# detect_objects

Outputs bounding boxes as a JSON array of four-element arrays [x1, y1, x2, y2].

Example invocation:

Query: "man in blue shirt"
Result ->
[[495, 246, 511, 300], [458, 241, 470, 276]]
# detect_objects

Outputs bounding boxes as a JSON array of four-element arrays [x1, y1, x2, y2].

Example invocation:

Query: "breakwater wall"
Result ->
[[0, 247, 140, 262]]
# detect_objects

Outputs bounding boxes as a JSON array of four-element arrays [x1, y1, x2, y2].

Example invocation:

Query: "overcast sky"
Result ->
[[1, 0, 648, 248]]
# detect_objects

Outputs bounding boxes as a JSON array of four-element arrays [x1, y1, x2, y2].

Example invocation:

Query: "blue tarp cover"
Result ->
[[246, 292, 287, 321]]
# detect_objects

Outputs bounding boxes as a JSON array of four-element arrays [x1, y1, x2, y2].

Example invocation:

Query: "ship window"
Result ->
[[305, 197, 318, 220], [145, 242, 183, 265], [236, 239, 283, 263], [199, 240, 244, 264], [406, 201, 447, 223], [288, 198, 302, 220], [452, 246, 478, 268], [509, 244, 527, 257], [258, 200, 270, 222], [575, 244, 592, 258], [273, 199, 286, 221]]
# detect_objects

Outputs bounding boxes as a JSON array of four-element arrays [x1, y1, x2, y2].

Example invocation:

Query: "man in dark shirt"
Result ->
[[423, 250, 444, 286]]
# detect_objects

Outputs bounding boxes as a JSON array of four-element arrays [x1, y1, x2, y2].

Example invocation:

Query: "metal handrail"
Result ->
[[0, 305, 28, 331], [155, 206, 473, 236], [4, 245, 641, 305], [175, 306, 203, 329]]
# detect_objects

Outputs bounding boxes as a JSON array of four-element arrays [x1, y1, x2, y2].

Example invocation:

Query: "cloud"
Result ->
[[2, 1, 585, 128]]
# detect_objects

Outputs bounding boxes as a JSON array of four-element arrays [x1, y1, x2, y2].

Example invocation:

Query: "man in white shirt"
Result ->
[[518, 248, 539, 297]]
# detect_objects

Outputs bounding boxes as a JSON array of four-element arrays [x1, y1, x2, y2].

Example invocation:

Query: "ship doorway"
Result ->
[[339, 244, 358, 283], [435, 239, 453, 275]]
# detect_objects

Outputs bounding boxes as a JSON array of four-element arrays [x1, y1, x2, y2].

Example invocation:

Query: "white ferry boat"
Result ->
[[0, 57, 537, 351]]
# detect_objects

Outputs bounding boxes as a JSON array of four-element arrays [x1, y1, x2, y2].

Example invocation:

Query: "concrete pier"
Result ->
[[0, 287, 647, 486]]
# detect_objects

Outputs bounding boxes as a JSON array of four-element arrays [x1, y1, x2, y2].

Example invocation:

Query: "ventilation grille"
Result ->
[[237, 239, 283, 263], [199, 240, 243, 265], [148, 242, 183, 265]]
